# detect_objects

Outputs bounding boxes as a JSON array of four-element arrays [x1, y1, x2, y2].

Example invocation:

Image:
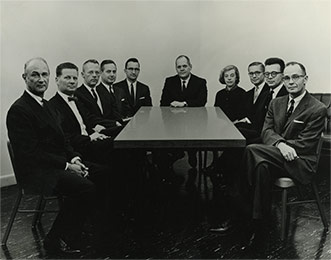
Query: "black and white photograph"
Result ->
[[1, 0, 330, 259]]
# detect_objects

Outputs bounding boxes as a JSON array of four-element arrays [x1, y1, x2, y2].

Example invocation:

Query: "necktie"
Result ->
[[68, 96, 78, 102], [91, 88, 98, 102], [253, 86, 259, 103], [182, 80, 186, 92], [130, 83, 135, 104], [286, 99, 295, 120], [265, 89, 274, 109]]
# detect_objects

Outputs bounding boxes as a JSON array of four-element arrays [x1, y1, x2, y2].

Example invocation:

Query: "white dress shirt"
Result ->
[[57, 91, 88, 136], [83, 84, 103, 114]]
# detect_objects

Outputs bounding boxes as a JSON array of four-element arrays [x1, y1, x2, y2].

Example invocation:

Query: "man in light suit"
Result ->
[[244, 61, 327, 243], [6, 58, 106, 254], [158, 55, 207, 181], [113, 57, 152, 118]]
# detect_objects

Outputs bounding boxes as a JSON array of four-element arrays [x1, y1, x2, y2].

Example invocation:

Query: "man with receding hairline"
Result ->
[[6, 58, 98, 254]]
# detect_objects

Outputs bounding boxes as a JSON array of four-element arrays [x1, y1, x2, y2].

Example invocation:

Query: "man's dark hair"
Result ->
[[56, 62, 78, 77], [100, 60, 117, 72], [125, 58, 139, 69], [248, 61, 265, 72], [264, 57, 285, 72]]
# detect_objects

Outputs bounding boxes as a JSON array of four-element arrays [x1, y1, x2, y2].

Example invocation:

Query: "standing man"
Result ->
[[244, 61, 327, 244], [6, 58, 97, 254], [113, 57, 152, 118], [160, 55, 207, 173], [96, 59, 127, 123]]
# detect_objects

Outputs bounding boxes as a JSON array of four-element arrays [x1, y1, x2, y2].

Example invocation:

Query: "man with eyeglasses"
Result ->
[[242, 61, 326, 247], [234, 61, 270, 143], [113, 57, 152, 118], [264, 57, 288, 101]]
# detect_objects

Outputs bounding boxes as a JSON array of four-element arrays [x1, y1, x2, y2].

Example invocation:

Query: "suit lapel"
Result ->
[[284, 92, 309, 129], [23, 92, 62, 134]]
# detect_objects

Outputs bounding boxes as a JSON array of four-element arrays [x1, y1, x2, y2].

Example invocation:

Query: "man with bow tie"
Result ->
[[243, 61, 327, 244], [6, 58, 111, 254], [49, 62, 119, 165]]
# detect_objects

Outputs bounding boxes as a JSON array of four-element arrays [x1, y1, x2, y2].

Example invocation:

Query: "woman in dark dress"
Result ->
[[214, 65, 246, 122]]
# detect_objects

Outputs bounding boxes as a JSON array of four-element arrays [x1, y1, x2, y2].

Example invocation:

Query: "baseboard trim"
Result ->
[[0, 174, 16, 187]]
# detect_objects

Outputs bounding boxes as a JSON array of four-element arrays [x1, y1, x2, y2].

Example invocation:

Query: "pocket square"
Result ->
[[293, 119, 304, 124], [139, 96, 146, 100], [121, 98, 126, 102]]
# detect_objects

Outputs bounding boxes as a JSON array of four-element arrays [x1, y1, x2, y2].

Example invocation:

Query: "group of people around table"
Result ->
[[6, 54, 327, 254]]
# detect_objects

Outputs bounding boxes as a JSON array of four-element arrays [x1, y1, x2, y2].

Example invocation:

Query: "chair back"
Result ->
[[7, 141, 24, 186]]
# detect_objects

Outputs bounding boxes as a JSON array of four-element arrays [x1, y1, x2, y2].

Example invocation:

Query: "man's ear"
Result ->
[[22, 74, 26, 80]]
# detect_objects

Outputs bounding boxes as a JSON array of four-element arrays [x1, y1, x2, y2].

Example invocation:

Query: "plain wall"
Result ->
[[1, 0, 330, 186]]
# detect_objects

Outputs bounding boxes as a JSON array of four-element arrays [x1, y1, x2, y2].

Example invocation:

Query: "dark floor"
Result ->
[[1, 152, 330, 259]]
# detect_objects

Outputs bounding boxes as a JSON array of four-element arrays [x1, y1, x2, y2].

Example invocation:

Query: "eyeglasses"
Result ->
[[283, 74, 305, 83], [264, 71, 282, 78], [126, 68, 140, 72], [248, 71, 263, 77]]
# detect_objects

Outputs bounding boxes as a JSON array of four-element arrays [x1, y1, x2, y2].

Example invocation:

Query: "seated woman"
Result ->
[[209, 65, 246, 167]]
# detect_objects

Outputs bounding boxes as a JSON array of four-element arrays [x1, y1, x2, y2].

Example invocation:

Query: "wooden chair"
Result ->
[[1, 141, 60, 246], [274, 133, 329, 241]]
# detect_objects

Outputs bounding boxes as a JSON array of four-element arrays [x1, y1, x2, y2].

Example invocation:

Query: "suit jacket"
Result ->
[[48, 93, 119, 149], [214, 86, 246, 121], [261, 92, 327, 183], [113, 79, 152, 117], [96, 82, 123, 121], [6, 91, 79, 194], [160, 74, 207, 107], [276, 84, 288, 98]]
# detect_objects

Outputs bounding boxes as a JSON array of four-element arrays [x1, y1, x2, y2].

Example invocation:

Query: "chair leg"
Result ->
[[311, 182, 329, 229], [1, 189, 23, 246], [203, 150, 208, 169], [32, 196, 46, 228], [280, 188, 288, 241]]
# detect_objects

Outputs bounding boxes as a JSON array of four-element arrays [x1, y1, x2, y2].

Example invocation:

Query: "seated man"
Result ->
[[49, 62, 120, 165], [113, 57, 152, 118], [6, 58, 109, 254], [244, 61, 327, 244], [159, 55, 207, 180]]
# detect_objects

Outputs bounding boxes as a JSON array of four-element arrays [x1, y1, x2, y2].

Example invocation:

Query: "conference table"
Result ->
[[114, 106, 246, 149]]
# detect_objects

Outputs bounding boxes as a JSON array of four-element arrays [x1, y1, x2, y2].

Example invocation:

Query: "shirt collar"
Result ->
[[126, 79, 136, 88], [57, 91, 74, 103], [26, 89, 44, 106], [180, 74, 191, 84], [289, 90, 306, 104]]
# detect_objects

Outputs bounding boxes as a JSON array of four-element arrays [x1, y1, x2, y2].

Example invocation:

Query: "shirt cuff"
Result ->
[[70, 156, 81, 164]]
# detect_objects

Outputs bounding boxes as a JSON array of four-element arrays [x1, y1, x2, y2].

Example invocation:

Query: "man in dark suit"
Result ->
[[244, 61, 326, 244], [96, 59, 128, 125], [113, 57, 152, 118], [49, 62, 120, 165], [208, 60, 288, 234], [6, 58, 105, 254], [158, 55, 207, 180]]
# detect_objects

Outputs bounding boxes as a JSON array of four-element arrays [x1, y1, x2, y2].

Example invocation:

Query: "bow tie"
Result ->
[[68, 96, 78, 102]]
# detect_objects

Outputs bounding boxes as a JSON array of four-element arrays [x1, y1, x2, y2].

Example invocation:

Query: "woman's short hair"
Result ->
[[219, 65, 240, 85]]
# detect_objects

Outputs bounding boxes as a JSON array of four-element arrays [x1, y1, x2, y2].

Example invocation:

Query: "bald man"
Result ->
[[6, 58, 107, 255]]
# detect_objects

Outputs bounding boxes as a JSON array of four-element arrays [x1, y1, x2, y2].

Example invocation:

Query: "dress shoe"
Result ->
[[209, 219, 234, 235], [44, 235, 81, 254]]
